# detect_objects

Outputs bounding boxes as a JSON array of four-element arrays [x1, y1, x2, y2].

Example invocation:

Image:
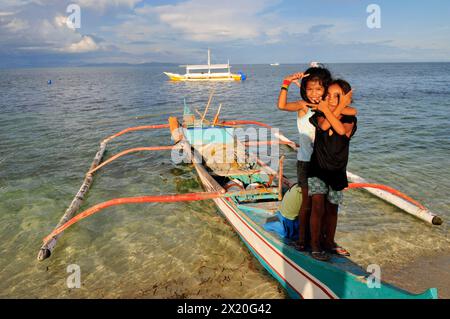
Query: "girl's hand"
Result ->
[[316, 97, 330, 113], [339, 90, 353, 108], [284, 72, 310, 88]]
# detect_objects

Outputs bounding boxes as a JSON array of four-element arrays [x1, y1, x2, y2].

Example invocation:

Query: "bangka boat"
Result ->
[[164, 49, 245, 82], [38, 98, 441, 299]]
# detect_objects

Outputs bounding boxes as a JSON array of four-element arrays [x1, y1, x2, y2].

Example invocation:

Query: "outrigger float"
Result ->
[[38, 96, 441, 299]]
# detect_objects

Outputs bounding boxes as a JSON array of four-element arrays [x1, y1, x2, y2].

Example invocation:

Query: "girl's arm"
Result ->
[[317, 99, 346, 135], [320, 91, 356, 130], [278, 95, 309, 112], [335, 90, 356, 115], [320, 106, 357, 130], [277, 72, 310, 112], [341, 106, 357, 115], [319, 110, 355, 138], [343, 122, 355, 138]]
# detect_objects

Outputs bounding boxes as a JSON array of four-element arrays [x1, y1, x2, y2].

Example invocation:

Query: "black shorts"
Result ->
[[297, 161, 310, 188]]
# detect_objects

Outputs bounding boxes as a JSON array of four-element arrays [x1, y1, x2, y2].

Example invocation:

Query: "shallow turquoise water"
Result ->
[[0, 64, 449, 298]]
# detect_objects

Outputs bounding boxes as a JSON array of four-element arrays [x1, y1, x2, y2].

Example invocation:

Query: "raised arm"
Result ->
[[277, 72, 310, 112], [316, 99, 346, 136], [320, 90, 357, 130]]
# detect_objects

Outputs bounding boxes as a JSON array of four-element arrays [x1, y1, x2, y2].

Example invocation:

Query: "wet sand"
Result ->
[[381, 253, 450, 299]]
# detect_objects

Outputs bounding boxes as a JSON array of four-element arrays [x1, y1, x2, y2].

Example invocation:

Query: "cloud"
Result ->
[[63, 35, 99, 53], [135, 0, 281, 42], [0, 10, 101, 56], [1, 0, 449, 66], [309, 24, 334, 34], [3, 17, 28, 32], [76, 0, 142, 11], [98, 0, 360, 62], [0, 11, 15, 16], [0, 1, 33, 10], [54, 15, 67, 27]]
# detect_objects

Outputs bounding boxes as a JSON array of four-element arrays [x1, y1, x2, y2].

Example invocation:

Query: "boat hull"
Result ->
[[191, 159, 335, 298], [164, 72, 242, 82], [185, 127, 437, 299]]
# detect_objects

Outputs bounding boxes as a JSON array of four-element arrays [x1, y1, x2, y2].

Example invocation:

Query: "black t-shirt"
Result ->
[[309, 114, 357, 191]]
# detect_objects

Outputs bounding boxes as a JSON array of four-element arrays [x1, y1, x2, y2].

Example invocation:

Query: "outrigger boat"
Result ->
[[38, 97, 440, 299], [164, 49, 245, 82]]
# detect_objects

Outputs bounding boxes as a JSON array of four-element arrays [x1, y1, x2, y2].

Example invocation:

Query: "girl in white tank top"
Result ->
[[277, 65, 332, 250], [297, 107, 316, 162]]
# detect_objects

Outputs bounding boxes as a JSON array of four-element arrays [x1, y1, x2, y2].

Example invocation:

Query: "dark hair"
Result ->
[[300, 67, 332, 103], [330, 79, 352, 94], [329, 79, 352, 105]]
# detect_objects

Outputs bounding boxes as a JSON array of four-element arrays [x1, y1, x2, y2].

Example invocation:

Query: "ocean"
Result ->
[[0, 63, 449, 298]]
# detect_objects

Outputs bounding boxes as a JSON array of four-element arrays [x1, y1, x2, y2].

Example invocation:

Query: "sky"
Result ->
[[0, 0, 449, 67]]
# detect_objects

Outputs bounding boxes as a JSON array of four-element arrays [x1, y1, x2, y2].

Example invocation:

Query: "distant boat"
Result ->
[[270, 63, 280, 66], [164, 49, 245, 81]]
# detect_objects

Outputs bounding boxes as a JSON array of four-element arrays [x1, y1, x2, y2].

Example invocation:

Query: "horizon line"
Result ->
[[2, 60, 450, 70]]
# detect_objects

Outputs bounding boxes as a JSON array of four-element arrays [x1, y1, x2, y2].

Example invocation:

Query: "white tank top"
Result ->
[[297, 108, 315, 161]]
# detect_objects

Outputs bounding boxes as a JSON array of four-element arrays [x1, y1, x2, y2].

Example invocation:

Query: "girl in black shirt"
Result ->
[[308, 80, 357, 261]]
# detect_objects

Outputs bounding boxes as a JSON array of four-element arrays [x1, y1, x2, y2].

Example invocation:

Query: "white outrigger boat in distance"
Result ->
[[164, 49, 245, 82]]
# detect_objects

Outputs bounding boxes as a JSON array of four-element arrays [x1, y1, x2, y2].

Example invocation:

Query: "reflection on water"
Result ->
[[0, 64, 449, 298]]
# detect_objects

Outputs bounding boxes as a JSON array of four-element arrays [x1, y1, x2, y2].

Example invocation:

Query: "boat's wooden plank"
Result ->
[[211, 168, 261, 177], [191, 148, 225, 193]]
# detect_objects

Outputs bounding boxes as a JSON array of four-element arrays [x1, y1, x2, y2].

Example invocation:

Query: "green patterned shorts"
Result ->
[[308, 177, 343, 205]]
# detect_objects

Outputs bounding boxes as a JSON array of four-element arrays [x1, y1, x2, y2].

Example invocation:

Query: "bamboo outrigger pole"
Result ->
[[38, 124, 170, 261], [37, 142, 107, 261], [273, 129, 443, 226], [346, 173, 443, 225]]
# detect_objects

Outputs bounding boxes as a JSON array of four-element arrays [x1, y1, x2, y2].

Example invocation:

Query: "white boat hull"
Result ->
[[164, 72, 242, 82], [192, 157, 337, 299]]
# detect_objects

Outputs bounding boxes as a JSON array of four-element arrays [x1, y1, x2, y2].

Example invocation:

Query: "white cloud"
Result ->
[[0, 1, 32, 10], [63, 35, 98, 53], [1, 0, 448, 64], [54, 15, 66, 27], [0, 11, 15, 16], [4, 17, 28, 32], [136, 0, 281, 42], [76, 0, 142, 11], [100, 0, 354, 62]]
